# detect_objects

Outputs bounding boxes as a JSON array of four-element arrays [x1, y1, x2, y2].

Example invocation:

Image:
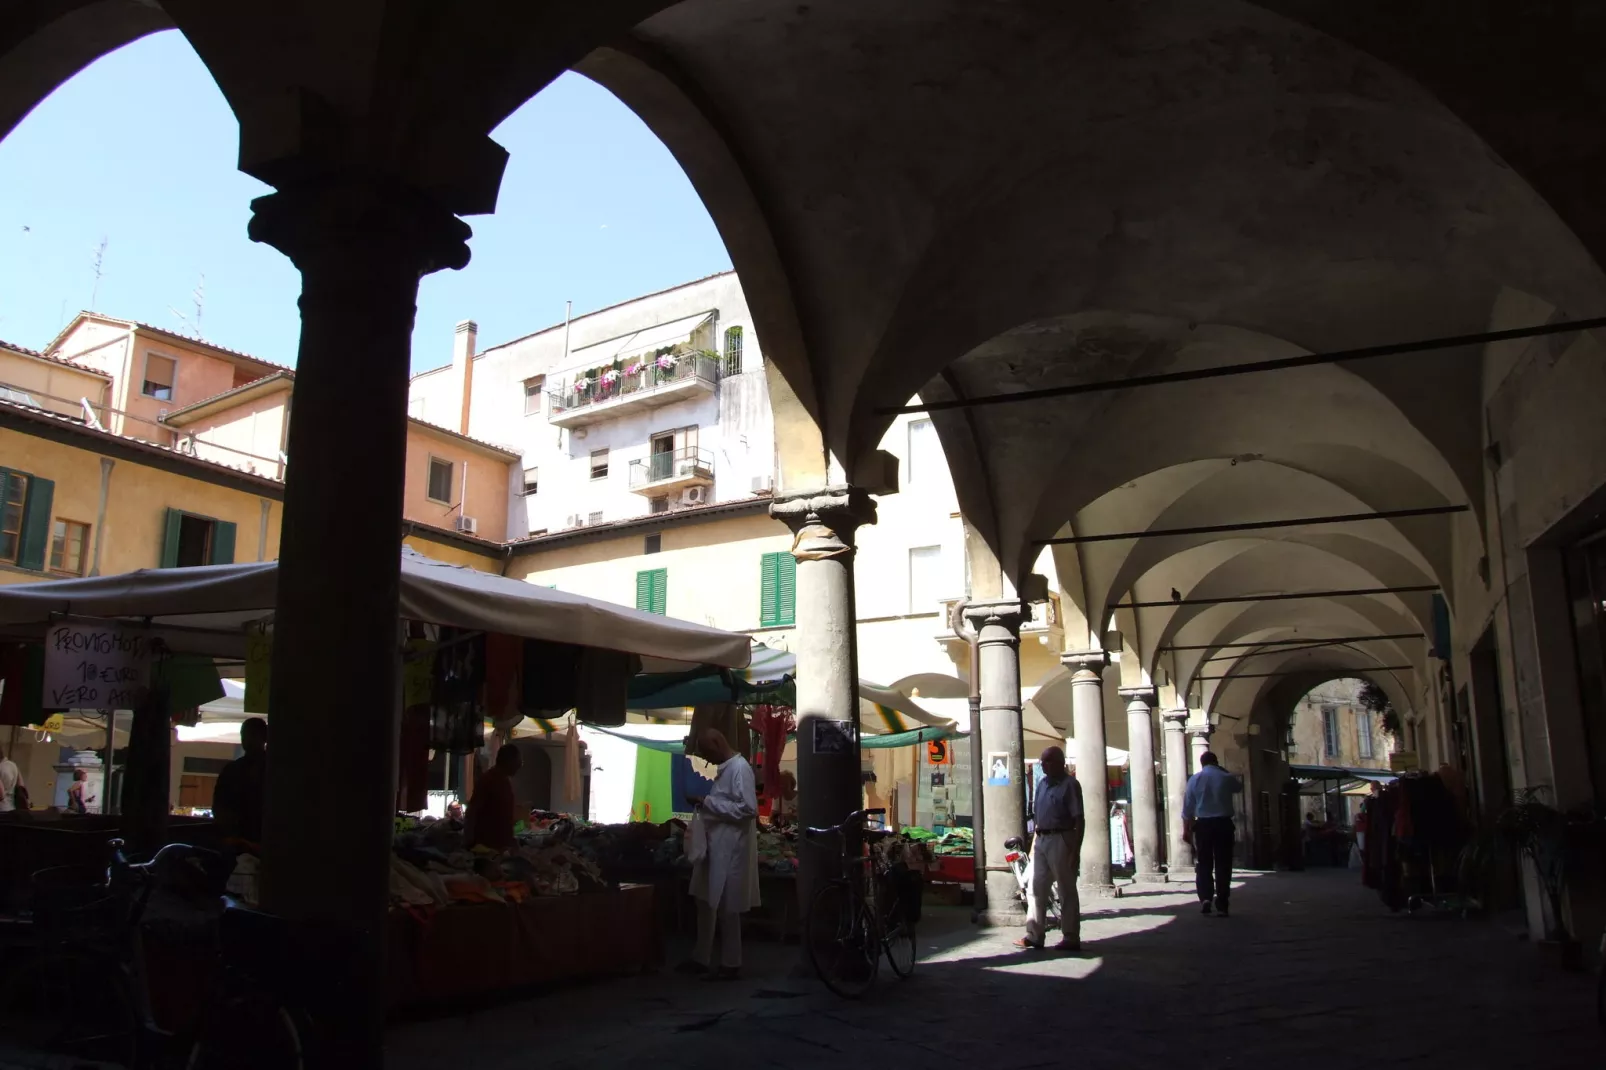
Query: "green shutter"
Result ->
[[759, 553, 780, 627], [636, 568, 667, 615], [209, 520, 236, 565], [776, 550, 796, 626], [160, 508, 184, 568], [16, 475, 54, 571]]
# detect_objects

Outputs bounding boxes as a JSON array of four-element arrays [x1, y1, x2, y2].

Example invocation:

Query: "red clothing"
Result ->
[[467, 767, 517, 851]]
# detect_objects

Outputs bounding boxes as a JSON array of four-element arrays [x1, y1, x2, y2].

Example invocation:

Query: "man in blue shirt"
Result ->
[[1014, 745, 1085, 951], [1182, 751, 1242, 917]]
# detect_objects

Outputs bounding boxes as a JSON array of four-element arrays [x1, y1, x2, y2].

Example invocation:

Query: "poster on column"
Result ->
[[43, 621, 153, 710], [986, 751, 1011, 787], [812, 719, 855, 754]]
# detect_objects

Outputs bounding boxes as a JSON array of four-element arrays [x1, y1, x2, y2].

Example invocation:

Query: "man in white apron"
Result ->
[[683, 728, 759, 980]]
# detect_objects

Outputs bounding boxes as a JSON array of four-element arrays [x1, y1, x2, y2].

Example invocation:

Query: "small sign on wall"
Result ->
[[986, 752, 1011, 787], [43, 621, 153, 710]]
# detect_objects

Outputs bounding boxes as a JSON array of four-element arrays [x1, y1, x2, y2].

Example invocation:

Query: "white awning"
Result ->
[[0, 547, 751, 672], [568, 311, 715, 364]]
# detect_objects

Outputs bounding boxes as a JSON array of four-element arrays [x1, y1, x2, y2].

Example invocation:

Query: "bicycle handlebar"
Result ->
[[804, 808, 887, 839]]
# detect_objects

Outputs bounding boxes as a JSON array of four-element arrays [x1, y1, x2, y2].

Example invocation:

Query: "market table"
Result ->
[[384, 883, 659, 1010]]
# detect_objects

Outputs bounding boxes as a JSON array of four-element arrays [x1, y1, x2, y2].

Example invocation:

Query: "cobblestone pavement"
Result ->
[[387, 869, 1601, 1070]]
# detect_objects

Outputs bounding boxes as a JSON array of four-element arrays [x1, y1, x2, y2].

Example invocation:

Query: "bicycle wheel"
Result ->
[[883, 915, 917, 979], [0, 947, 139, 1067], [805, 882, 879, 999], [188, 989, 308, 1070]]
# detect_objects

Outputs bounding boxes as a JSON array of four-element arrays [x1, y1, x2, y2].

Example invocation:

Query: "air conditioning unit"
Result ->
[[566, 514, 582, 528], [751, 475, 774, 494], [456, 516, 478, 535], [682, 486, 707, 506]]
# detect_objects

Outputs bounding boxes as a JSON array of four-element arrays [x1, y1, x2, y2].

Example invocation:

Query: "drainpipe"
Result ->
[[951, 599, 988, 921], [562, 300, 573, 366]]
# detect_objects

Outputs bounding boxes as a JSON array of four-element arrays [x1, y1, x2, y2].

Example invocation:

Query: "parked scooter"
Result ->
[[1003, 834, 1062, 922]]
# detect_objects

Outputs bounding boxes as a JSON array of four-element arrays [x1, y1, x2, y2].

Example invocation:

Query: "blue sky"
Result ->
[[0, 31, 732, 373]]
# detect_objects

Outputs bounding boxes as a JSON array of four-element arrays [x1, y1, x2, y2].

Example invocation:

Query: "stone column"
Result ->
[[964, 600, 1029, 923], [1188, 720, 1214, 773], [250, 178, 472, 1068], [770, 487, 877, 921], [1162, 708, 1192, 878], [1120, 687, 1164, 883], [1064, 651, 1114, 894]]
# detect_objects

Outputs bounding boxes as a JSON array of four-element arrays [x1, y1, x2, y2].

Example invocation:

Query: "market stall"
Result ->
[[0, 549, 750, 1007]]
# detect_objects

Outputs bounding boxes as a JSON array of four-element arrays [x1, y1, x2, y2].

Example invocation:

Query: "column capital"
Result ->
[[1162, 707, 1190, 728], [963, 600, 1029, 640], [770, 485, 877, 557], [249, 176, 473, 277], [1185, 722, 1214, 742], [1061, 649, 1109, 677], [1118, 686, 1157, 709]]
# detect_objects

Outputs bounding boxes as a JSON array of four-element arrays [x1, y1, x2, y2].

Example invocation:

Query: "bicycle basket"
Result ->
[[28, 865, 126, 942]]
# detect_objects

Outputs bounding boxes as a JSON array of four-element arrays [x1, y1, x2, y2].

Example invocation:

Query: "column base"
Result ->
[[1133, 870, 1168, 884], [975, 904, 1027, 927], [1077, 880, 1120, 898]]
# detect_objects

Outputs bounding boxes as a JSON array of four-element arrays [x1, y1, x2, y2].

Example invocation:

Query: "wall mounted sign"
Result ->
[[986, 751, 1011, 787]]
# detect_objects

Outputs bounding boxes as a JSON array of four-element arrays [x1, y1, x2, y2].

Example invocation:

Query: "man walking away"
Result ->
[[1014, 745, 1085, 951], [682, 728, 759, 980], [1183, 751, 1242, 916]]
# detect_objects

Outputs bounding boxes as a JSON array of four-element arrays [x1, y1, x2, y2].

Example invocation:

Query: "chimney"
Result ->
[[453, 319, 477, 434]]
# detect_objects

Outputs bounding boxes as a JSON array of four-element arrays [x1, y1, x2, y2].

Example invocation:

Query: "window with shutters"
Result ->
[[426, 457, 454, 503], [160, 508, 236, 568], [759, 551, 796, 627], [907, 418, 938, 485], [590, 448, 610, 481], [142, 353, 177, 401], [1322, 705, 1341, 759], [644, 533, 662, 555], [723, 326, 744, 377], [1357, 709, 1375, 759], [523, 375, 545, 415], [0, 467, 55, 570], [635, 568, 668, 615], [49, 519, 90, 576], [522, 467, 539, 496], [908, 545, 942, 613]]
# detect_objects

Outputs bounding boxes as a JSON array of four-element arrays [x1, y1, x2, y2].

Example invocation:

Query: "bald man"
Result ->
[[1015, 745, 1085, 951]]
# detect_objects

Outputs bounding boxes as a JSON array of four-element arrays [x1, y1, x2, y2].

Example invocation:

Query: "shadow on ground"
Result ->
[[386, 869, 1599, 1070]]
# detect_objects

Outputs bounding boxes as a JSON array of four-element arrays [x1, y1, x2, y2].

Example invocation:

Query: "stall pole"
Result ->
[[249, 179, 473, 1070]]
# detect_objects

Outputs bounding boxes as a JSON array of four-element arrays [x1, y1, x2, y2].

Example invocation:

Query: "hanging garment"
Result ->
[[575, 649, 635, 726], [0, 643, 43, 726], [396, 707, 431, 813], [1110, 805, 1134, 867], [523, 639, 581, 711], [430, 630, 486, 754]]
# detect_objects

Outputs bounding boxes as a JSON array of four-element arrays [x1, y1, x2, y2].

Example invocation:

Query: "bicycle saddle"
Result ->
[[1003, 836, 1025, 851]]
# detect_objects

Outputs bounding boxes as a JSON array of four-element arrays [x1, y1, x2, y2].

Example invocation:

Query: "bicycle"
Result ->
[[802, 808, 919, 999], [0, 838, 312, 1069]]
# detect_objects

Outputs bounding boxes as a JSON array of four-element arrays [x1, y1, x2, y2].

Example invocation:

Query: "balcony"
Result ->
[[629, 447, 716, 496], [547, 354, 721, 429]]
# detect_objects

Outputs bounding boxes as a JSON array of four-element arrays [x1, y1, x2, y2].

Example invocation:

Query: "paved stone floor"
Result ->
[[388, 869, 1601, 1070]]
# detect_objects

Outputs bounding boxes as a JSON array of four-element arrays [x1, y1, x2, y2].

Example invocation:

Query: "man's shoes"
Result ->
[[1215, 900, 1230, 918], [675, 960, 710, 976], [703, 966, 741, 982], [1012, 936, 1044, 951], [1053, 939, 1081, 952], [1200, 899, 1213, 915]]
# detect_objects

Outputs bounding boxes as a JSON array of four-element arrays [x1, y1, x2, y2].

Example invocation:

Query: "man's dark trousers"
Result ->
[[1194, 816, 1235, 906]]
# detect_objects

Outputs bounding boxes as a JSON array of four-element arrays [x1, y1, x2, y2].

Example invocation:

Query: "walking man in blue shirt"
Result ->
[[1182, 751, 1242, 916]]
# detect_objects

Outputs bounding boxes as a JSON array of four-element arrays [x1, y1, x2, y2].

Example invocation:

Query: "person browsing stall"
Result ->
[[212, 717, 268, 844], [466, 744, 523, 851], [682, 728, 759, 980], [0, 745, 22, 813], [1014, 745, 1085, 952]]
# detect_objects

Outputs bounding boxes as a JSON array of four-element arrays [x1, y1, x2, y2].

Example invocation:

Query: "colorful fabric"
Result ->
[[630, 747, 673, 823]]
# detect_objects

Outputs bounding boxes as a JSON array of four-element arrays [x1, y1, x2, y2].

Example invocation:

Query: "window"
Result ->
[[650, 496, 669, 514], [759, 551, 796, 627], [159, 508, 236, 568], [142, 353, 177, 401], [523, 375, 545, 416], [590, 448, 610, 481], [635, 568, 668, 615], [426, 457, 454, 504], [1357, 709, 1375, 759], [723, 326, 744, 377], [522, 467, 539, 496], [907, 418, 938, 485], [0, 467, 54, 570], [1322, 705, 1341, 759], [49, 520, 90, 576], [644, 533, 662, 555], [908, 545, 942, 614]]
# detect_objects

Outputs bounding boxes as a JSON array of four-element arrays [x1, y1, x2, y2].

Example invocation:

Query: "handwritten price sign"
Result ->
[[43, 622, 153, 710]]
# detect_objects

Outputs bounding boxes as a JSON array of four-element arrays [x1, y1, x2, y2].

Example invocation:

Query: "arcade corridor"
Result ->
[[388, 870, 1597, 1070]]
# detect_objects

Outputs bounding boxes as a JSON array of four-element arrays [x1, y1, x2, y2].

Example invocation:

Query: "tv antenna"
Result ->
[[168, 273, 206, 338], [89, 237, 108, 311]]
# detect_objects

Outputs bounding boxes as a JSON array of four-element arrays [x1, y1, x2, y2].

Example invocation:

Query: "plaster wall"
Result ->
[[402, 424, 514, 543], [0, 350, 109, 419]]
